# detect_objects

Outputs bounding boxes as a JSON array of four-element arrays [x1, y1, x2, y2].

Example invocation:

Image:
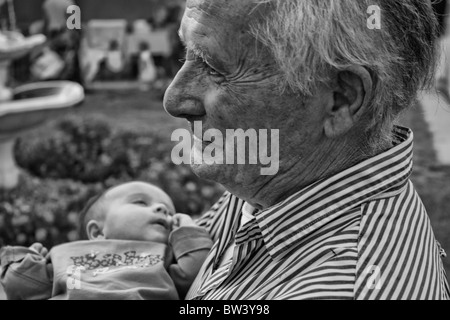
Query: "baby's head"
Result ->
[[78, 182, 176, 243]]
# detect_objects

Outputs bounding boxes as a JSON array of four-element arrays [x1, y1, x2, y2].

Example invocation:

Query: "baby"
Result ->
[[0, 181, 213, 300]]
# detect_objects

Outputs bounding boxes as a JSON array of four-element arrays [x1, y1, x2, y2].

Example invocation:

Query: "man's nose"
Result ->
[[163, 64, 206, 119]]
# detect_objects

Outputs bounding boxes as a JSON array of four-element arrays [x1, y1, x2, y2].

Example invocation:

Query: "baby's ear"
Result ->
[[86, 220, 105, 240]]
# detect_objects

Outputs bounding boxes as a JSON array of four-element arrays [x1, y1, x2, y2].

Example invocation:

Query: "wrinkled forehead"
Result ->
[[185, 0, 262, 27]]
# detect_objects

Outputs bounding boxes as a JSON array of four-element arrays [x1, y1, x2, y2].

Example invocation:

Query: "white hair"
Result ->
[[250, 0, 438, 148]]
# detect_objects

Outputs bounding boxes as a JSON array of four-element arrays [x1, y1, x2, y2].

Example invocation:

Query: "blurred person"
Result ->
[[105, 39, 124, 77], [0, 182, 213, 300], [40, 0, 81, 82], [43, 0, 74, 34], [137, 41, 157, 90]]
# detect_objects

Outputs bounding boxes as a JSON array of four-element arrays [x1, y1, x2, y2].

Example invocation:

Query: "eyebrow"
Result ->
[[178, 29, 212, 63]]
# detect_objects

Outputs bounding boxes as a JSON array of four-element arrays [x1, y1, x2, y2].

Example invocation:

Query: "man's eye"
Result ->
[[206, 65, 221, 77]]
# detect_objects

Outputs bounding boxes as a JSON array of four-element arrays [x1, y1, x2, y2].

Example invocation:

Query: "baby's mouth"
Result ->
[[153, 217, 169, 230]]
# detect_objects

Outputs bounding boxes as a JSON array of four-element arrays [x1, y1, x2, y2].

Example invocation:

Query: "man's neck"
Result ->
[[235, 137, 379, 210]]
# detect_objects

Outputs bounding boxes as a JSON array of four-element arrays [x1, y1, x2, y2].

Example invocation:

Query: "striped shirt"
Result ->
[[187, 126, 450, 300]]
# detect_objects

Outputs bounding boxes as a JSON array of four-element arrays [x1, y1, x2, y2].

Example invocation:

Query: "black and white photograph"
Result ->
[[0, 0, 449, 305]]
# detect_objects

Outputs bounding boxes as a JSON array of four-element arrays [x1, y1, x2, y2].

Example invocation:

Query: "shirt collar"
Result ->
[[250, 125, 414, 261]]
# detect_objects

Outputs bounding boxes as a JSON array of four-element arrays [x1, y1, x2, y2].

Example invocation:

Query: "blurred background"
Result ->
[[0, 0, 450, 300], [0, 0, 224, 252]]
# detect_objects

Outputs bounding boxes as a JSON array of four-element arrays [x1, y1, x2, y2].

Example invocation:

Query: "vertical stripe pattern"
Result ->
[[187, 126, 450, 300]]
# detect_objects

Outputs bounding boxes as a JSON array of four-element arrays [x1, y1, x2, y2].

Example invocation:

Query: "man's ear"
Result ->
[[86, 220, 105, 240], [323, 66, 373, 139]]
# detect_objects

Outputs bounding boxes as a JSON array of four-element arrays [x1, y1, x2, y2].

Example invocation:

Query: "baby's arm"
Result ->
[[168, 214, 213, 299], [0, 243, 53, 300]]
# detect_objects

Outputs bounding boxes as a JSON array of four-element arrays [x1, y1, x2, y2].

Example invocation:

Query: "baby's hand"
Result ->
[[29, 243, 48, 256], [172, 213, 197, 229]]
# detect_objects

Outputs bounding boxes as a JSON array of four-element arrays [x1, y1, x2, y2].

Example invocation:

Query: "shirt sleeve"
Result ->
[[168, 226, 213, 299], [0, 246, 53, 300]]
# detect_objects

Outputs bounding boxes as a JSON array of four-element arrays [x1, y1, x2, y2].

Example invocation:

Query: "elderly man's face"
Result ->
[[164, 0, 325, 198]]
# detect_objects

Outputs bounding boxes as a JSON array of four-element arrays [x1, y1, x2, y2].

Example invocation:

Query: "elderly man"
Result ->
[[163, 0, 450, 300]]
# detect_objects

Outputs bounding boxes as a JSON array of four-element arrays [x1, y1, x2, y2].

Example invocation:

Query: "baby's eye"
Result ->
[[132, 200, 148, 206]]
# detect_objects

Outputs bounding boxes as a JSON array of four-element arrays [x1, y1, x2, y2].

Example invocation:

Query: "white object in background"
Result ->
[[43, 0, 75, 32], [0, 32, 46, 100], [418, 89, 450, 165], [134, 20, 152, 33], [0, 81, 84, 190], [0, 33, 46, 60], [31, 46, 65, 80], [0, 61, 12, 101], [85, 19, 127, 51], [0, 138, 20, 190], [138, 50, 157, 83], [0, 87, 12, 101], [106, 46, 124, 73], [79, 38, 105, 84], [28, 20, 46, 35], [127, 29, 172, 57], [0, 81, 85, 117], [0, 31, 52, 189], [0, 88, 12, 101]]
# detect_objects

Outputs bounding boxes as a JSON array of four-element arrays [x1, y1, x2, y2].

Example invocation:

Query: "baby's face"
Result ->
[[101, 182, 176, 243]]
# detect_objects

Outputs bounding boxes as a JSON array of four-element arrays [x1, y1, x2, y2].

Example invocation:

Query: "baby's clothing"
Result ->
[[0, 227, 212, 300]]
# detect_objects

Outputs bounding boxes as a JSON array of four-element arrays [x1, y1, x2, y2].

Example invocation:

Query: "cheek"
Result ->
[[204, 90, 231, 122], [204, 90, 219, 109], [204, 88, 260, 130], [104, 214, 136, 237], [103, 218, 121, 237]]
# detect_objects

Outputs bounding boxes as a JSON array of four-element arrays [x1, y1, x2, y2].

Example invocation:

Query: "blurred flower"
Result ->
[[16, 234, 27, 244], [12, 215, 30, 227], [67, 231, 78, 242], [67, 212, 79, 226], [35, 229, 48, 242], [185, 182, 197, 192], [43, 211, 55, 224]]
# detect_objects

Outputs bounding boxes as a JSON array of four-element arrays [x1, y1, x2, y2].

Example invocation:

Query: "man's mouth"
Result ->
[[188, 120, 214, 145], [193, 134, 212, 145]]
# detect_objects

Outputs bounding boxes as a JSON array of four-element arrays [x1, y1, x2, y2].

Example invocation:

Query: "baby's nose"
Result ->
[[153, 203, 168, 215]]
